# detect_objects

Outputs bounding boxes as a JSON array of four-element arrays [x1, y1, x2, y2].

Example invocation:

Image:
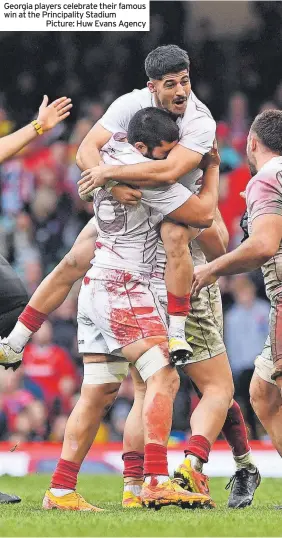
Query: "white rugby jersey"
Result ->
[[88, 135, 192, 276], [246, 156, 282, 301], [99, 87, 215, 187], [99, 87, 216, 277]]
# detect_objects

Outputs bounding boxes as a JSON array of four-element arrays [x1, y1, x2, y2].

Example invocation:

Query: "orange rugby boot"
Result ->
[[174, 458, 215, 504], [140, 477, 214, 510]]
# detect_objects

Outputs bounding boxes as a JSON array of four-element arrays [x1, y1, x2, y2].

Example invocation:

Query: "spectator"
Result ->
[[23, 321, 79, 408], [217, 121, 242, 173]]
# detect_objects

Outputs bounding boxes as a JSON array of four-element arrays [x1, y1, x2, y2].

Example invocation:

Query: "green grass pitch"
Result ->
[[0, 474, 282, 537]]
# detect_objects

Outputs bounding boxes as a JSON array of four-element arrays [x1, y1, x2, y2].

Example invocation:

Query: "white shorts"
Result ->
[[77, 267, 167, 356], [254, 336, 276, 385], [151, 277, 225, 364]]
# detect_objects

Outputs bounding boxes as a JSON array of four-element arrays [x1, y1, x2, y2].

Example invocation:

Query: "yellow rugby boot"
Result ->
[[174, 458, 214, 503], [122, 490, 142, 509], [169, 337, 193, 365], [140, 477, 213, 510], [42, 490, 103, 512]]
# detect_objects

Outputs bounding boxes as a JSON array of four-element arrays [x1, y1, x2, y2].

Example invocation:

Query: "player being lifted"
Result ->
[[0, 94, 72, 504], [0, 45, 259, 507]]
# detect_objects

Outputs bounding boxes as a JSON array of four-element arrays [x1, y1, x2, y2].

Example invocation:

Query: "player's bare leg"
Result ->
[[0, 221, 96, 368], [250, 373, 282, 454], [43, 353, 121, 511], [174, 353, 234, 500], [122, 366, 146, 508], [160, 221, 197, 363], [121, 337, 213, 509]]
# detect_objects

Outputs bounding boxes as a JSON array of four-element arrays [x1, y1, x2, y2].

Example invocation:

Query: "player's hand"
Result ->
[[191, 263, 217, 296], [78, 166, 109, 194], [200, 139, 221, 170], [36, 95, 72, 131], [111, 185, 142, 206]]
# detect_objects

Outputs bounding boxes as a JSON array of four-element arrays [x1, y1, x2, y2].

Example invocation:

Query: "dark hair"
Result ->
[[127, 107, 179, 150], [145, 44, 190, 80], [251, 110, 282, 154]]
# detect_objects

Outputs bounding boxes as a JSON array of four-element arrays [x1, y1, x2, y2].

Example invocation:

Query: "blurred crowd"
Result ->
[[1, 1, 282, 442]]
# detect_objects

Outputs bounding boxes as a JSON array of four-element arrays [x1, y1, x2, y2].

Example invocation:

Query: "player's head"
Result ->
[[145, 45, 191, 117], [127, 107, 179, 160], [247, 110, 282, 176]]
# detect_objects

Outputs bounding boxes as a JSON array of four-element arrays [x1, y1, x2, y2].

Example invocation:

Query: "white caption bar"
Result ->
[[0, 1, 150, 31]]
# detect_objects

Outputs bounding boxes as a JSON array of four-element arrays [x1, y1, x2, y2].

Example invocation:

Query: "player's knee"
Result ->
[[250, 379, 278, 420], [81, 382, 120, 413], [134, 342, 179, 391], [205, 379, 234, 408], [60, 249, 86, 282], [148, 365, 180, 399], [161, 222, 189, 259]]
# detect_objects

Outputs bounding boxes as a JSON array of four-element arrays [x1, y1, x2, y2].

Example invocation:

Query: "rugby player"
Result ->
[[0, 94, 72, 504], [191, 110, 282, 498], [42, 107, 216, 511], [0, 45, 259, 508]]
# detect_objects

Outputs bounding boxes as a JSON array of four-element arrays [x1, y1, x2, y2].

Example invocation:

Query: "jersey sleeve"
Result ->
[[178, 116, 216, 155], [247, 173, 282, 223], [98, 93, 141, 134], [141, 183, 193, 217]]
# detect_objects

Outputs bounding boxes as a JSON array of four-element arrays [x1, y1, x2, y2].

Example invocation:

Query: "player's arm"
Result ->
[[214, 208, 229, 249], [0, 96, 72, 164], [76, 123, 112, 170], [192, 213, 282, 295], [76, 92, 140, 171], [78, 116, 216, 193], [164, 142, 220, 228], [78, 144, 202, 193]]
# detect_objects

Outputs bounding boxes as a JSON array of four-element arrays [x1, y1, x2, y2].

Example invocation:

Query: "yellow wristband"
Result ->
[[31, 120, 44, 136]]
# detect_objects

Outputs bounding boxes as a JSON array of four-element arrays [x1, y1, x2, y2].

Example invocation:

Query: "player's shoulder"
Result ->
[[181, 91, 216, 132], [248, 157, 282, 191], [115, 87, 152, 107]]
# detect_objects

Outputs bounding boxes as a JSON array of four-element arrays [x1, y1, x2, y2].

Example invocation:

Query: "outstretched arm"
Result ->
[[191, 214, 282, 295], [0, 95, 72, 164]]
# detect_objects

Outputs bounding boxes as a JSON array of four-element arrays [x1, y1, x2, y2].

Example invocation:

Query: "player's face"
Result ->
[[148, 70, 191, 116], [135, 139, 178, 160], [246, 132, 258, 177], [149, 139, 179, 159]]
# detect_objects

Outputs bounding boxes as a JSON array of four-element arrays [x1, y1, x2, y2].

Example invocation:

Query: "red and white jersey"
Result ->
[[87, 136, 192, 276], [246, 156, 282, 301]]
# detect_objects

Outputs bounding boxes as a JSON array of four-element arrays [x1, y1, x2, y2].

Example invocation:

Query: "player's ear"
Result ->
[[134, 142, 147, 155], [147, 80, 156, 94], [251, 135, 258, 152]]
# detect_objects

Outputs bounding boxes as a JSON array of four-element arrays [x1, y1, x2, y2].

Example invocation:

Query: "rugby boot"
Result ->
[[122, 490, 142, 508], [226, 468, 261, 508], [169, 337, 193, 365], [174, 457, 213, 501], [0, 492, 21, 504], [0, 338, 23, 371], [42, 490, 103, 512], [141, 477, 213, 510]]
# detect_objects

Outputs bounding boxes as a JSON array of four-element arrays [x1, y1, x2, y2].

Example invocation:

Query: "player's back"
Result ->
[[90, 135, 190, 276], [247, 156, 282, 300]]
